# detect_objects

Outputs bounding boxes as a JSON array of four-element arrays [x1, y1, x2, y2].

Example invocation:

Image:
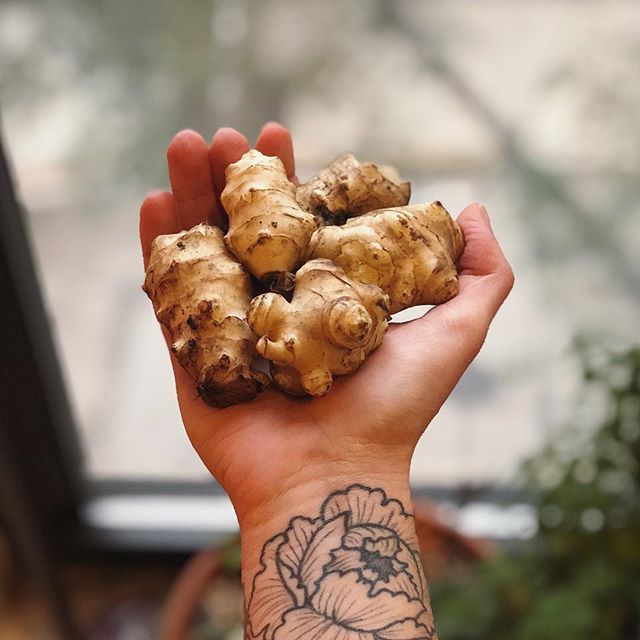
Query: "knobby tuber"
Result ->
[[306, 202, 465, 314], [143, 224, 269, 407], [221, 150, 318, 287], [248, 259, 389, 397], [144, 149, 465, 407], [296, 153, 411, 224]]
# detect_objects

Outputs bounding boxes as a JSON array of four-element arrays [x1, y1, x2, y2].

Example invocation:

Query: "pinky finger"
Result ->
[[139, 191, 180, 269]]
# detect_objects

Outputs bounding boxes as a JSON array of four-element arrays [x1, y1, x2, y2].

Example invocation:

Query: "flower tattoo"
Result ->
[[246, 484, 436, 639]]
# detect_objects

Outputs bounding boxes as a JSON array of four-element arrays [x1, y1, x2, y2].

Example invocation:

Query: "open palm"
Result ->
[[139, 124, 514, 521]]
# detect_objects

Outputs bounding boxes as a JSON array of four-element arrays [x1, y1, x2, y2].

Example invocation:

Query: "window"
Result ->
[[2, 0, 638, 491]]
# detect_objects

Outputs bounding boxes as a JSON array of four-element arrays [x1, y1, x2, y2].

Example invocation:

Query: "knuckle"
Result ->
[[444, 305, 490, 348], [500, 262, 516, 294]]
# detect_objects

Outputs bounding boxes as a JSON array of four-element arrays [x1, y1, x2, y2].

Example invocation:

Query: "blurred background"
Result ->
[[0, 0, 638, 638]]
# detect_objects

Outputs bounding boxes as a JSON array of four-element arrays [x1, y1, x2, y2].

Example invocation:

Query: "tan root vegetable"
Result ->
[[221, 150, 318, 287], [305, 202, 464, 314], [248, 259, 390, 397], [296, 154, 410, 224], [144, 223, 269, 407]]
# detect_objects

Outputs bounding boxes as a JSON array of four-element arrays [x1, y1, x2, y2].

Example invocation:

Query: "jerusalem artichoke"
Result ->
[[296, 153, 411, 224], [221, 150, 318, 286], [305, 202, 464, 314], [144, 224, 269, 407], [248, 259, 390, 397]]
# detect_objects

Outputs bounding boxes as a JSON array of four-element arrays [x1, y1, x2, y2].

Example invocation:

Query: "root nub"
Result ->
[[197, 373, 268, 408]]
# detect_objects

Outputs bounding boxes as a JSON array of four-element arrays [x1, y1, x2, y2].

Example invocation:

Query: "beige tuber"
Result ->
[[221, 150, 318, 288], [248, 259, 390, 397], [143, 224, 269, 407], [296, 153, 411, 224], [305, 202, 465, 314]]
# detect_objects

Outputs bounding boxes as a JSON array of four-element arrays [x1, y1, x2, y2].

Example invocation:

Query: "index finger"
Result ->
[[139, 191, 180, 270]]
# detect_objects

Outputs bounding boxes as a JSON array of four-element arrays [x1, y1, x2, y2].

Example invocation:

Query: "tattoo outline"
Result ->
[[246, 484, 436, 639]]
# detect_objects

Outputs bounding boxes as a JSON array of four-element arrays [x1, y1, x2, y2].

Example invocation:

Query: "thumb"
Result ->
[[437, 202, 515, 337], [392, 203, 514, 398]]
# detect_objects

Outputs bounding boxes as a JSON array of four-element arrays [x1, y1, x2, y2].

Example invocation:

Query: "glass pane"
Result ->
[[2, 0, 638, 482]]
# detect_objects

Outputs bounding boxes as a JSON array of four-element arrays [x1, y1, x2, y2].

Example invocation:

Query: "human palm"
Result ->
[[139, 123, 513, 521]]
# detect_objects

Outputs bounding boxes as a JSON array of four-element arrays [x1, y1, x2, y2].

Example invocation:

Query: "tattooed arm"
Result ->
[[244, 483, 435, 639], [139, 124, 514, 639]]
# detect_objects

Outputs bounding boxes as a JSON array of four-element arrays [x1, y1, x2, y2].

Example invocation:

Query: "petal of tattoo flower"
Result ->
[[273, 609, 375, 640], [325, 548, 364, 574], [364, 536, 399, 557], [248, 534, 295, 639], [277, 516, 323, 604], [299, 514, 348, 598], [392, 541, 425, 600], [311, 571, 427, 631], [343, 525, 399, 557], [370, 570, 420, 601], [417, 609, 436, 634], [321, 485, 419, 548], [376, 618, 434, 639]]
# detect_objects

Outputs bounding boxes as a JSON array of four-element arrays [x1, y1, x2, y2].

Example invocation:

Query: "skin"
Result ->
[[139, 123, 514, 630]]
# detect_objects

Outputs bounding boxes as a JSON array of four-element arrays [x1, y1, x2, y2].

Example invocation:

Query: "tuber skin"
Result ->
[[143, 223, 269, 408], [221, 150, 318, 285], [305, 201, 465, 314], [296, 153, 411, 224], [248, 259, 390, 397]]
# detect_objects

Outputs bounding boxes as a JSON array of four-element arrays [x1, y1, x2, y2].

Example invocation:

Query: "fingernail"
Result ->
[[480, 203, 494, 226], [262, 120, 285, 131], [212, 127, 236, 138]]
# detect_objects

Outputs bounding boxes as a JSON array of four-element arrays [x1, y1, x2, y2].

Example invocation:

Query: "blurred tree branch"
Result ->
[[385, 1, 640, 296]]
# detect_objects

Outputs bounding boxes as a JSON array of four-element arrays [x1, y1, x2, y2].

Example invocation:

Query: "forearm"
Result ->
[[238, 473, 437, 639]]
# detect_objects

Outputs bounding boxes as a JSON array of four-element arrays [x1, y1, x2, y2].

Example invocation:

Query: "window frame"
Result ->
[[0, 130, 229, 556]]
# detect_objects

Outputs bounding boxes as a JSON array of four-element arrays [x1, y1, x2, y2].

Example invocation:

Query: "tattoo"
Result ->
[[245, 484, 436, 639]]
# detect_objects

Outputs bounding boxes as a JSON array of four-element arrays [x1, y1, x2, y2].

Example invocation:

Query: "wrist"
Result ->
[[237, 472, 415, 595], [231, 460, 412, 533], [238, 478, 437, 639]]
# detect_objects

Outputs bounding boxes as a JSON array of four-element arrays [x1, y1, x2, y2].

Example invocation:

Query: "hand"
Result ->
[[139, 123, 514, 529]]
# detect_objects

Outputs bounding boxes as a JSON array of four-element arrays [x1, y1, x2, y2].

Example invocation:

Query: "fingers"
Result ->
[[208, 123, 296, 227], [456, 204, 511, 279], [452, 203, 515, 319], [209, 127, 250, 219], [167, 130, 220, 229], [255, 121, 296, 180], [139, 191, 180, 269]]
